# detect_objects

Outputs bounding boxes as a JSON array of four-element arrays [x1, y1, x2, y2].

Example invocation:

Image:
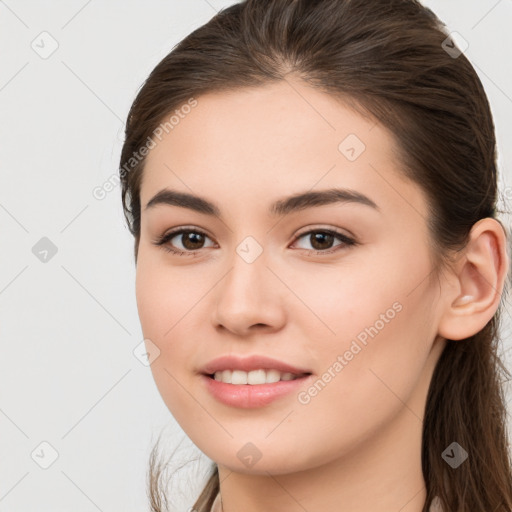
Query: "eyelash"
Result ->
[[151, 226, 357, 257]]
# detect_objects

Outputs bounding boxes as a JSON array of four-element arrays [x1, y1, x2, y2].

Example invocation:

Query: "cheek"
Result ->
[[293, 299, 433, 466], [135, 262, 200, 423], [293, 247, 435, 409], [135, 255, 207, 383], [135, 263, 166, 341], [135, 254, 201, 341]]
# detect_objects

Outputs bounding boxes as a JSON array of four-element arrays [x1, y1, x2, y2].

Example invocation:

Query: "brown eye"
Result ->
[[292, 229, 356, 254], [309, 232, 335, 251], [152, 228, 216, 255], [179, 231, 206, 250]]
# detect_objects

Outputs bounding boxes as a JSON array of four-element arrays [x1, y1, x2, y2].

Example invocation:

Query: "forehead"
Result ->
[[140, 79, 428, 223]]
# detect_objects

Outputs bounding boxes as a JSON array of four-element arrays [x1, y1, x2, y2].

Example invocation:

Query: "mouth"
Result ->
[[205, 369, 313, 385], [201, 369, 314, 408]]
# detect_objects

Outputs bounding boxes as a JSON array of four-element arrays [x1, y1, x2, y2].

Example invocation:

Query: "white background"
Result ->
[[1, 1, 511, 511]]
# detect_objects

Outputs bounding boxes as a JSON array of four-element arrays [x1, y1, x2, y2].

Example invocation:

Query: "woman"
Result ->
[[119, 0, 512, 510]]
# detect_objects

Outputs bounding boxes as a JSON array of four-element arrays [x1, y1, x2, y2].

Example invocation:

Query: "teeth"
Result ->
[[212, 369, 300, 385]]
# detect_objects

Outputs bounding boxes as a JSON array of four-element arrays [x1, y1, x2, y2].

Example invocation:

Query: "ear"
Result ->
[[437, 218, 510, 341]]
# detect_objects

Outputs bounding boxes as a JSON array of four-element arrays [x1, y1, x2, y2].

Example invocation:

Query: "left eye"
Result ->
[[152, 228, 356, 256], [291, 229, 356, 253]]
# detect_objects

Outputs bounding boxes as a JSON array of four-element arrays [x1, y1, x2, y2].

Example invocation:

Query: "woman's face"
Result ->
[[135, 79, 447, 475]]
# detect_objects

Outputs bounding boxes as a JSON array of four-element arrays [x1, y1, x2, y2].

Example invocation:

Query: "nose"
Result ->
[[211, 249, 287, 337]]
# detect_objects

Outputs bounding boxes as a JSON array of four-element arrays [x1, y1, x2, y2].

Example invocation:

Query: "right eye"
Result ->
[[152, 227, 216, 256]]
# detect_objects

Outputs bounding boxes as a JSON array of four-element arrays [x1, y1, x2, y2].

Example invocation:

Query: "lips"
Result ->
[[202, 373, 313, 408], [200, 354, 313, 377]]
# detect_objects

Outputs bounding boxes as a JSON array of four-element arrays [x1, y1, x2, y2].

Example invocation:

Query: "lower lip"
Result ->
[[201, 374, 312, 408]]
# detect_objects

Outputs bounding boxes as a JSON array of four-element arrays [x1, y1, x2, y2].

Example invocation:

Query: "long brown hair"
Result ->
[[119, 1, 512, 510]]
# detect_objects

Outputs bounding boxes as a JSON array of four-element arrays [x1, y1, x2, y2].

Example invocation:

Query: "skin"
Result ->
[[135, 78, 509, 512]]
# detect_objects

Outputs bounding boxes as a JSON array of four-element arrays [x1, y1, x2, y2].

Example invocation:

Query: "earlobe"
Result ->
[[437, 218, 509, 341]]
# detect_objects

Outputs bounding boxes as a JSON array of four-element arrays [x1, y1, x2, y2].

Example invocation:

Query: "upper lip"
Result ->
[[201, 355, 312, 376]]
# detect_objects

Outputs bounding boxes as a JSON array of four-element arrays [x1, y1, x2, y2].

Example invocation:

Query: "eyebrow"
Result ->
[[144, 187, 380, 217]]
